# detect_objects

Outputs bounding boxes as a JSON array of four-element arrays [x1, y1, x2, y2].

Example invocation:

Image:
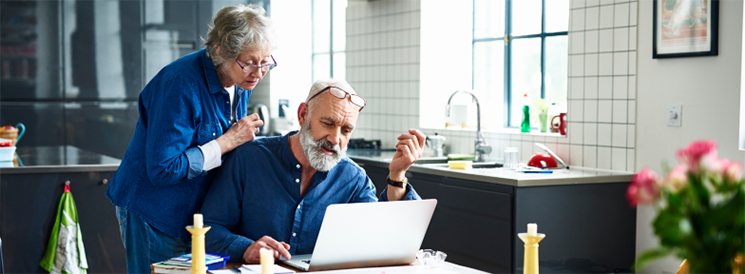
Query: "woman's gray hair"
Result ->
[[204, 4, 276, 68]]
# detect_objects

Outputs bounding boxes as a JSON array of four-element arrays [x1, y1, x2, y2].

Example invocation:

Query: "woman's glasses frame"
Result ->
[[235, 55, 277, 73]]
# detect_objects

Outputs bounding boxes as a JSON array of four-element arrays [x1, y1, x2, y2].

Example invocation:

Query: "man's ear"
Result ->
[[298, 102, 309, 126]]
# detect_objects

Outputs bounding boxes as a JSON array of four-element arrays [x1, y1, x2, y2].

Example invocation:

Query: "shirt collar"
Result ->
[[200, 48, 249, 96]]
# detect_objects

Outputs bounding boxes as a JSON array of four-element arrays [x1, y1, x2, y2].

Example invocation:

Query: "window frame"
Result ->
[[471, 0, 568, 128], [311, 0, 345, 80]]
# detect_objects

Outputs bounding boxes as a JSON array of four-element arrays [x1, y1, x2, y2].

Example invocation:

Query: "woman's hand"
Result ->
[[216, 113, 264, 154], [242, 236, 291, 263]]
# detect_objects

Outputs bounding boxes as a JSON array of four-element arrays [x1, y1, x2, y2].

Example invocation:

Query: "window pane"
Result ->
[[313, 53, 330, 81], [473, 41, 504, 130], [509, 38, 541, 127], [545, 0, 569, 33], [545, 36, 567, 106], [313, 0, 330, 52], [332, 0, 347, 51], [474, 0, 505, 39], [332, 52, 345, 80], [511, 0, 542, 36]]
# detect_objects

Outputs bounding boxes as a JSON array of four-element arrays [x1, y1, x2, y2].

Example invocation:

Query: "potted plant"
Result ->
[[531, 98, 550, 133]]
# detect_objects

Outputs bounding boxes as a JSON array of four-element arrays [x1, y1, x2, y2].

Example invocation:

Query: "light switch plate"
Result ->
[[668, 104, 682, 127]]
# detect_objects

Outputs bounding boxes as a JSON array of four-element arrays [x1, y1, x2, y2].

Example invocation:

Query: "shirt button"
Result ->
[[295, 179, 300, 183], [297, 205, 301, 209], [228, 121, 232, 124], [226, 101, 229, 104], [212, 133, 216, 136], [292, 232, 297, 237], [296, 164, 301, 169]]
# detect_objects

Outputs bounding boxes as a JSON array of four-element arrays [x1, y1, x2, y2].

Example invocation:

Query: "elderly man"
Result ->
[[200, 79, 426, 263]]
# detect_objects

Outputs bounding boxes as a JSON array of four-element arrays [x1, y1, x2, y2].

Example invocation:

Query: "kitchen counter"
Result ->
[[0, 145, 121, 174], [347, 149, 633, 187], [0, 145, 125, 273], [349, 149, 636, 273]]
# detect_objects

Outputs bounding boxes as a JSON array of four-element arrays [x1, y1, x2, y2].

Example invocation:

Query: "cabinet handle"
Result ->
[[101, 179, 109, 185]]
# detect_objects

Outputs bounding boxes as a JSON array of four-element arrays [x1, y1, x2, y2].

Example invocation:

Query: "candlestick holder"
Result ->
[[186, 225, 211, 274], [518, 233, 546, 274]]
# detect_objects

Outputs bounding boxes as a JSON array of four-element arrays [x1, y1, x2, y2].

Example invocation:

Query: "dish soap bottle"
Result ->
[[521, 93, 531, 133]]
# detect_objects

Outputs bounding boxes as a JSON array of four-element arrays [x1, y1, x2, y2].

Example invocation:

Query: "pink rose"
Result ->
[[663, 165, 688, 193], [676, 140, 718, 173], [627, 167, 662, 207], [723, 160, 743, 183]]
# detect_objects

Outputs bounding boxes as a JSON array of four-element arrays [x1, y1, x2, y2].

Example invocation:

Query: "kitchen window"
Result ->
[[472, 0, 568, 128], [312, 0, 347, 81]]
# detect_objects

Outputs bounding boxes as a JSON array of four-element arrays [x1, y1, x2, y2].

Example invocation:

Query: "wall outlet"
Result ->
[[668, 104, 682, 127]]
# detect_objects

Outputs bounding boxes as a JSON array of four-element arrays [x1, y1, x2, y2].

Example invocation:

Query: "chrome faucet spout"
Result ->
[[446, 90, 492, 162]]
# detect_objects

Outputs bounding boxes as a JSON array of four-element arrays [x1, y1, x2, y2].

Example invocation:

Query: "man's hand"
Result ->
[[217, 113, 264, 154], [242, 236, 291, 264], [389, 129, 426, 182]]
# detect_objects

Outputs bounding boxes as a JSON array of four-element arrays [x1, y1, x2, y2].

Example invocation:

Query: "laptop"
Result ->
[[279, 199, 437, 272]]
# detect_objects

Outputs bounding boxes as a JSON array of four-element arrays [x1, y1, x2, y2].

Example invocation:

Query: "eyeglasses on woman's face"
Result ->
[[308, 86, 366, 111], [235, 55, 277, 73]]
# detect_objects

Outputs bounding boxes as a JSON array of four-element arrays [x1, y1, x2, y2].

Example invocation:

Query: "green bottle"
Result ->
[[521, 105, 531, 133]]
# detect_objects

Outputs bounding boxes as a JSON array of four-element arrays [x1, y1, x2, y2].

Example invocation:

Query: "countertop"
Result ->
[[0, 145, 121, 174], [347, 149, 634, 187]]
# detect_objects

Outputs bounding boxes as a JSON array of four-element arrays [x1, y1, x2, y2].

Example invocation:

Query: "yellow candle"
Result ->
[[194, 213, 203, 229], [527, 223, 537, 236], [260, 248, 273, 274]]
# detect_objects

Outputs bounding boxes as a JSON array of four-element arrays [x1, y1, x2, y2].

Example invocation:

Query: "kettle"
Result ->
[[248, 104, 270, 136], [425, 133, 446, 157]]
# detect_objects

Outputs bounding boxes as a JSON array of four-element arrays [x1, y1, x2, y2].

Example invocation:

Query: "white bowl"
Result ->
[[0, 146, 16, 162]]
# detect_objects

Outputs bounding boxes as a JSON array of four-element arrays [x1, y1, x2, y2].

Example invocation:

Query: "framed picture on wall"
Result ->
[[653, 0, 719, 58]]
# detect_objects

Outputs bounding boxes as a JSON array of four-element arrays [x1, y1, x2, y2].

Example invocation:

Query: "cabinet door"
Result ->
[[0, 171, 124, 273], [415, 175, 513, 273]]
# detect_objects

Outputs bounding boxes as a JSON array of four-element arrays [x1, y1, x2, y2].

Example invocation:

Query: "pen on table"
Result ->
[[520, 170, 553, 173], [232, 266, 241, 273]]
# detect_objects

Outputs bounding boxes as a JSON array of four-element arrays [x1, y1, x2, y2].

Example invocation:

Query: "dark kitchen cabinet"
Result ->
[[358, 160, 635, 274], [0, 165, 123, 273]]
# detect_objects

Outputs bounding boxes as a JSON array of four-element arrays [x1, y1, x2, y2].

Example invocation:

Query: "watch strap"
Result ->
[[387, 176, 407, 187]]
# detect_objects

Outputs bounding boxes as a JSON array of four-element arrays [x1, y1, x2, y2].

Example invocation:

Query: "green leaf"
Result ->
[[654, 210, 689, 246], [633, 247, 674, 271]]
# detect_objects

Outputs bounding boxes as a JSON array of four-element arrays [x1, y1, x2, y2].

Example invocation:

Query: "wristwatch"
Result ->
[[386, 176, 407, 188]]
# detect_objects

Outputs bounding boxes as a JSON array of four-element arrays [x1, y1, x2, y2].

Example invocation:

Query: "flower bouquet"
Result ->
[[626, 140, 745, 273]]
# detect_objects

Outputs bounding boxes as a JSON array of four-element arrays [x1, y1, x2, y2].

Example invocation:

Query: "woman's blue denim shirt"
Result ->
[[106, 48, 251, 239]]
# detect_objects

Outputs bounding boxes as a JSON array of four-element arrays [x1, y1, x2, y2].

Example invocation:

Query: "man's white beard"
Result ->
[[299, 120, 347, 172]]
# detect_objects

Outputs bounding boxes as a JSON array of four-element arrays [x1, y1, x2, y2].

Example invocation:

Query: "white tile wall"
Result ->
[[346, 0, 421, 148], [565, 0, 637, 171], [348, 0, 637, 172]]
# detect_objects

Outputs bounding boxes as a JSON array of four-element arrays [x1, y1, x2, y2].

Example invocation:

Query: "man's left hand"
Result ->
[[389, 129, 426, 181]]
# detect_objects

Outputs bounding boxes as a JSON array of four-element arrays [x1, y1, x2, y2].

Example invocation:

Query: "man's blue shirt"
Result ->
[[201, 131, 420, 261], [106, 48, 251, 239]]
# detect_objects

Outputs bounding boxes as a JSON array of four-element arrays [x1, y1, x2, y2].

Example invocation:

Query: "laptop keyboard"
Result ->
[[302, 260, 311, 264]]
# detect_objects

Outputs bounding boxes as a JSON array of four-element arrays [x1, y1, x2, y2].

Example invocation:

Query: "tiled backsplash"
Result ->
[[566, 0, 637, 171], [346, 0, 637, 172]]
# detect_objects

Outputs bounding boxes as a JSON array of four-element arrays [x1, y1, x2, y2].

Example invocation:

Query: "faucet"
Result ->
[[446, 90, 492, 162]]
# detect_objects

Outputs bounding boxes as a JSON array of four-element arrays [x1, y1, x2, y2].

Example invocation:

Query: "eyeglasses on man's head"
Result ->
[[308, 86, 366, 111]]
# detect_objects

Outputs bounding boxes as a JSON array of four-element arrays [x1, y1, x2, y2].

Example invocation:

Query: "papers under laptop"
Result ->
[[280, 199, 437, 272]]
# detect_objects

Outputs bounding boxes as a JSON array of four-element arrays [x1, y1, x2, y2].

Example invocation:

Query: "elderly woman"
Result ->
[[105, 5, 276, 273]]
